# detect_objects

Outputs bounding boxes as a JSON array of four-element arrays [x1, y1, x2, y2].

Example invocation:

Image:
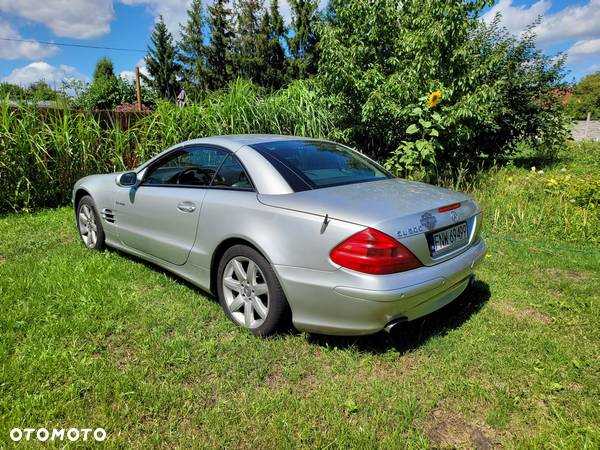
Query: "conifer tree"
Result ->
[[178, 0, 207, 92], [93, 57, 116, 83], [287, 0, 320, 79], [232, 0, 263, 82], [206, 0, 234, 90], [257, 0, 287, 88], [143, 16, 180, 99]]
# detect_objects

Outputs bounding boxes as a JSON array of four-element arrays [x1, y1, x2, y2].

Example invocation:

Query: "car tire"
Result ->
[[76, 195, 106, 251], [217, 245, 291, 337]]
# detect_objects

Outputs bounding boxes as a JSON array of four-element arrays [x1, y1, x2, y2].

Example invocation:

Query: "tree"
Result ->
[[256, 0, 287, 88], [26, 81, 59, 101], [178, 0, 208, 93], [0, 83, 26, 99], [287, 0, 320, 79], [567, 72, 600, 120], [144, 15, 180, 99], [93, 57, 116, 83], [232, 0, 263, 82], [206, 0, 234, 90], [318, 0, 568, 176]]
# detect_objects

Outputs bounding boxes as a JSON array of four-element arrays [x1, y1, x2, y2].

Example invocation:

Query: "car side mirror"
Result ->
[[116, 171, 138, 187]]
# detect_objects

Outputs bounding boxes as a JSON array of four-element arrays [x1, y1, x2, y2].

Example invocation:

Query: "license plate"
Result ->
[[429, 222, 468, 256]]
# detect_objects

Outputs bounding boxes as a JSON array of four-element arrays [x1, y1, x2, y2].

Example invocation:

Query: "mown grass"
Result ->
[[0, 144, 599, 448]]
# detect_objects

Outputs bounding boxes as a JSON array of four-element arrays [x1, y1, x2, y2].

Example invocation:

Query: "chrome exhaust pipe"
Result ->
[[384, 317, 407, 333]]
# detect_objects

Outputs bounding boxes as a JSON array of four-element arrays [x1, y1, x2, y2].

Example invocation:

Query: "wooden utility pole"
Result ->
[[135, 66, 142, 111]]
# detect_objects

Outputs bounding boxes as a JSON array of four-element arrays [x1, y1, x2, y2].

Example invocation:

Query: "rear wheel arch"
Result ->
[[210, 237, 271, 295]]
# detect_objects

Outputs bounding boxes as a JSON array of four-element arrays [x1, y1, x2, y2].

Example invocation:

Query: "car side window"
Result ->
[[210, 154, 253, 190], [143, 146, 228, 187]]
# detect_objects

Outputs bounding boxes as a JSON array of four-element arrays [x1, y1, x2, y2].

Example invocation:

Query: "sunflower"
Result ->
[[427, 90, 442, 108]]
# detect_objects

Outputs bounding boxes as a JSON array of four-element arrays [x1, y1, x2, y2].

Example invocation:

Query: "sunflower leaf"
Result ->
[[406, 124, 419, 134]]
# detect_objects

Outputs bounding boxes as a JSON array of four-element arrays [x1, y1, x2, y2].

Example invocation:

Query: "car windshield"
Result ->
[[251, 140, 391, 190]]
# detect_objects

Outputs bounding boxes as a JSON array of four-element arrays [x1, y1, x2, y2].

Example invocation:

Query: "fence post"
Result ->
[[135, 67, 142, 112], [584, 111, 591, 140]]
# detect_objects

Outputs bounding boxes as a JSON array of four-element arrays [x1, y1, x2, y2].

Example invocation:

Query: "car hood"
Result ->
[[257, 178, 474, 227]]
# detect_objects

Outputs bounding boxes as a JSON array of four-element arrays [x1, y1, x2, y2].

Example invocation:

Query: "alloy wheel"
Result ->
[[222, 256, 270, 329], [78, 204, 98, 248]]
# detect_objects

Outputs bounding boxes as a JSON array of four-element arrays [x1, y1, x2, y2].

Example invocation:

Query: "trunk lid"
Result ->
[[258, 178, 482, 266]]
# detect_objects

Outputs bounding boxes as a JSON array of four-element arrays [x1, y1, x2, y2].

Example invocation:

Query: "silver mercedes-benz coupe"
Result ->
[[73, 135, 486, 336]]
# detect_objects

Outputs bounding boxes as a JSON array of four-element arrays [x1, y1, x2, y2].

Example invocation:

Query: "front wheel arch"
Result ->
[[74, 188, 91, 212]]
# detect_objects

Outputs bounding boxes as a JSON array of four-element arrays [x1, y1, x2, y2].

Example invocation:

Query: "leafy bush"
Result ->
[[318, 0, 568, 180], [566, 72, 600, 120], [71, 77, 157, 111]]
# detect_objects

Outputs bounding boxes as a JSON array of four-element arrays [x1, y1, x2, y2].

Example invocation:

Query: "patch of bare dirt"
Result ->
[[544, 268, 596, 282], [265, 365, 321, 396], [494, 302, 551, 324], [424, 407, 501, 449], [103, 333, 138, 370], [356, 354, 419, 381]]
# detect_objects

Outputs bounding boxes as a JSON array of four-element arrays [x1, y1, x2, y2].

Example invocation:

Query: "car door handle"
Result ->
[[177, 202, 196, 213]]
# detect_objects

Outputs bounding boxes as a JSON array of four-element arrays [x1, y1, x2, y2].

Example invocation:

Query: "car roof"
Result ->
[[177, 134, 323, 149]]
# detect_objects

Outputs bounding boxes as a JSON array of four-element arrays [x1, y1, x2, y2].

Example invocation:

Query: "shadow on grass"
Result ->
[[306, 280, 491, 355], [106, 246, 219, 302], [107, 247, 491, 350]]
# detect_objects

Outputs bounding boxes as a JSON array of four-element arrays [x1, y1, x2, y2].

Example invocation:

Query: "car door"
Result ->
[[114, 145, 229, 265]]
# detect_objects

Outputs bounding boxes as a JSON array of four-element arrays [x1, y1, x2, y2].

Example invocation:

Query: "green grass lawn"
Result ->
[[1, 144, 599, 448]]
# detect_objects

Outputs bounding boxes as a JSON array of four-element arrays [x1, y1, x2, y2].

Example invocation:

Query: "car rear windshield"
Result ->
[[251, 140, 391, 191]]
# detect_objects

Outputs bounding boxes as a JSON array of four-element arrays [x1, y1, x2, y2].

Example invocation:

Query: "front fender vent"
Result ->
[[101, 208, 115, 223]]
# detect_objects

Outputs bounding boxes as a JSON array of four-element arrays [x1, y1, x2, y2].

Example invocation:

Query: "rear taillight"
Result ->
[[330, 228, 422, 275]]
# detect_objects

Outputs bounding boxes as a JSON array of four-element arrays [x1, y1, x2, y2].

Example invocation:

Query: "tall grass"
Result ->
[[0, 80, 337, 213]]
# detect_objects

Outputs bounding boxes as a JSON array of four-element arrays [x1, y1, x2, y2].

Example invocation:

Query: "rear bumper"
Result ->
[[274, 238, 487, 336]]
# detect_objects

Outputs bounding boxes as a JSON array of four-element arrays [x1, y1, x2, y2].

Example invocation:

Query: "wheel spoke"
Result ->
[[244, 302, 254, 327], [90, 230, 97, 245], [79, 212, 88, 226], [251, 296, 267, 319], [78, 222, 88, 235], [253, 283, 268, 296], [232, 259, 246, 281], [246, 261, 257, 285], [229, 295, 244, 312], [224, 276, 242, 293]]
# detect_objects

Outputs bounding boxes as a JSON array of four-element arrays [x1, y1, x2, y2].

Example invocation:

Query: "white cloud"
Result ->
[[482, 0, 551, 36], [535, 0, 600, 46], [567, 39, 600, 62], [0, 20, 58, 60], [119, 58, 148, 82], [0, 0, 114, 39], [482, 0, 600, 48], [1, 0, 329, 46], [3, 61, 87, 87], [118, 70, 136, 82]]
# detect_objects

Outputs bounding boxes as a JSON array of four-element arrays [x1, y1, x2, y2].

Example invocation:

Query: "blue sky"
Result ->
[[1, 0, 599, 88]]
